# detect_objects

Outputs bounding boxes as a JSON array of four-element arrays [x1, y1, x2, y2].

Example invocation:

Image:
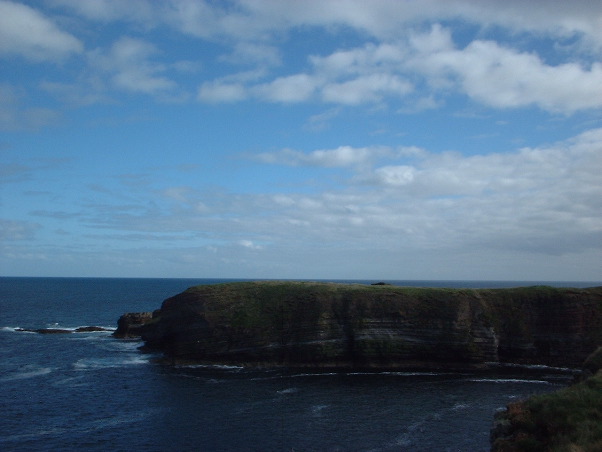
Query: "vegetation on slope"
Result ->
[[492, 347, 602, 452]]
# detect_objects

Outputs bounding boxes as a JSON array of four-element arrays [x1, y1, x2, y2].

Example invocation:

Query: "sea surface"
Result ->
[[1, 277, 599, 451]]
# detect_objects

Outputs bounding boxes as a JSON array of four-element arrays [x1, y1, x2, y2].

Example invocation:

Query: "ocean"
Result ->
[[1, 277, 598, 452]]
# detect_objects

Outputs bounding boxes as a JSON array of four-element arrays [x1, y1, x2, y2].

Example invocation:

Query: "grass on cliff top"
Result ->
[[182, 281, 488, 308], [183, 280, 590, 300]]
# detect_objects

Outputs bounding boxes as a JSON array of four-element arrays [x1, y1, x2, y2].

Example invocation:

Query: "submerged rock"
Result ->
[[117, 281, 602, 369]]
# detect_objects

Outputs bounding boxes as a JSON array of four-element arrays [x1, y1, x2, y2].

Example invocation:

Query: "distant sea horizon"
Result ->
[[2, 275, 601, 289]]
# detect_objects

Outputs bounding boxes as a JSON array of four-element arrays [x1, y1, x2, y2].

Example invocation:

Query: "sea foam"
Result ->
[[0, 365, 53, 382]]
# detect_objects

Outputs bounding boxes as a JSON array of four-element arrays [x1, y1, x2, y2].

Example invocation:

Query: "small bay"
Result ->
[[1, 277, 597, 451]]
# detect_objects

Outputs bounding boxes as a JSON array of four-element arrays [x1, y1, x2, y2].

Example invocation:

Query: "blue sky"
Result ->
[[1, 0, 601, 280]]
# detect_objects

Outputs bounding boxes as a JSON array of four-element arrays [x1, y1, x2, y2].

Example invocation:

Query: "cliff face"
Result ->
[[119, 282, 602, 369]]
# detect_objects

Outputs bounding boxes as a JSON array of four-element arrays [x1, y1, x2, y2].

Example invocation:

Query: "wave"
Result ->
[[0, 365, 53, 382], [174, 363, 244, 371], [277, 387, 299, 395], [73, 355, 149, 370], [311, 404, 329, 415], [0, 410, 156, 444], [488, 362, 579, 373], [96, 340, 144, 352], [464, 378, 554, 385], [1, 326, 32, 333], [452, 402, 471, 411], [287, 372, 339, 378], [347, 370, 457, 377], [392, 400, 474, 449]]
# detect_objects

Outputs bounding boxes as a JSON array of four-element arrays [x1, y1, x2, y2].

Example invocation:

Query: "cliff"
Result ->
[[115, 281, 602, 369]]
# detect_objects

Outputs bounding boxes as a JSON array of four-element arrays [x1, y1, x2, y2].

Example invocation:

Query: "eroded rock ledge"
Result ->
[[115, 281, 602, 369]]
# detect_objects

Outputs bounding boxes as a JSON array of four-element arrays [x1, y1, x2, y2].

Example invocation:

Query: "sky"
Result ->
[[1, 0, 601, 281]]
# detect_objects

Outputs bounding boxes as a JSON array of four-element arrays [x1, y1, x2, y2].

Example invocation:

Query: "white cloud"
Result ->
[[304, 107, 342, 131], [373, 165, 416, 186], [240, 0, 602, 49], [0, 0, 83, 62], [0, 84, 62, 131], [239, 128, 601, 259], [410, 32, 602, 112], [10, 126, 598, 279], [194, 19, 602, 112], [48, 0, 602, 49], [0, 218, 40, 241], [239, 239, 263, 250], [322, 74, 412, 105], [255, 145, 391, 168], [49, 0, 156, 23], [199, 45, 414, 106], [40, 0, 600, 112], [90, 37, 175, 95], [253, 74, 318, 103], [198, 81, 247, 103], [220, 42, 281, 67]]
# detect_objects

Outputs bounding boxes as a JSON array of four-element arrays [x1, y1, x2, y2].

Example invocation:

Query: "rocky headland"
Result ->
[[115, 281, 602, 370]]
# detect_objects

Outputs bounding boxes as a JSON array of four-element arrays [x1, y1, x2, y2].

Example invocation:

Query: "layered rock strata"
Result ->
[[117, 282, 602, 369]]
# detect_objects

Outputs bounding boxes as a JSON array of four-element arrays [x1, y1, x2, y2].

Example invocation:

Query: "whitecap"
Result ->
[[288, 372, 338, 378], [73, 355, 149, 370], [367, 371, 453, 377], [95, 340, 144, 352], [464, 378, 553, 385], [206, 378, 224, 384], [452, 402, 471, 411], [2, 326, 36, 334], [0, 365, 53, 382], [175, 363, 244, 371], [70, 334, 109, 342], [491, 362, 579, 373], [311, 404, 329, 414], [277, 387, 299, 395]]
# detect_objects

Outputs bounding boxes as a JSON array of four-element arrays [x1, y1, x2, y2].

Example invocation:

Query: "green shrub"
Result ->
[[523, 372, 602, 451]]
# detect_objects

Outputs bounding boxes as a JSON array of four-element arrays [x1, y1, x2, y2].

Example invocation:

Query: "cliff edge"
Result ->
[[115, 281, 602, 369]]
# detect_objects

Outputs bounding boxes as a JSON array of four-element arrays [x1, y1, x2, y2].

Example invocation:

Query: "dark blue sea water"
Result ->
[[1, 278, 598, 451]]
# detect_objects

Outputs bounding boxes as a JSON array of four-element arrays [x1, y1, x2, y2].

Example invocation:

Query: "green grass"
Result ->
[[528, 372, 602, 451], [493, 371, 602, 452]]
